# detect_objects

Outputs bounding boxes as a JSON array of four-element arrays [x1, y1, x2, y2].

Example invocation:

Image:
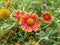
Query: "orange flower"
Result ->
[[58, 29, 60, 33], [58, 8, 60, 10], [41, 12, 52, 23], [15, 43, 20, 45], [5, 0, 12, 8], [20, 13, 40, 32]]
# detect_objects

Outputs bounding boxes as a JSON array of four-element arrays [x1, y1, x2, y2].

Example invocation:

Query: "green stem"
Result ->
[[4, 33, 10, 45]]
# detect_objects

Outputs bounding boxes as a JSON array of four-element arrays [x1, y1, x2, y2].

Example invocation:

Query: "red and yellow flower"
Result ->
[[41, 12, 52, 23], [20, 13, 40, 32], [13, 10, 26, 21]]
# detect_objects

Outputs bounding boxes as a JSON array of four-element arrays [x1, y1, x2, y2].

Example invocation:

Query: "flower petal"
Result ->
[[19, 16, 27, 24], [13, 10, 20, 17], [22, 24, 32, 32], [28, 13, 38, 21], [32, 22, 40, 32]]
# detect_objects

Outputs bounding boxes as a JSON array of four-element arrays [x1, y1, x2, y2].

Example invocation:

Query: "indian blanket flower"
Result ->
[[20, 13, 40, 32], [41, 12, 52, 23], [0, 8, 10, 20], [13, 10, 26, 21]]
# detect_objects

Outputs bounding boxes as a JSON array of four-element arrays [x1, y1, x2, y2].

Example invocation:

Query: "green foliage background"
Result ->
[[0, 0, 60, 45]]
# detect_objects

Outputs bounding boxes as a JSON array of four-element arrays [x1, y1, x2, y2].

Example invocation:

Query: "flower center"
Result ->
[[26, 18, 34, 25], [18, 14, 23, 18], [44, 16, 49, 19]]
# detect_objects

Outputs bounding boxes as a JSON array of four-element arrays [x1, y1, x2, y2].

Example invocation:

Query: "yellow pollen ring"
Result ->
[[45, 16, 48, 19], [18, 14, 23, 18], [26, 18, 34, 25]]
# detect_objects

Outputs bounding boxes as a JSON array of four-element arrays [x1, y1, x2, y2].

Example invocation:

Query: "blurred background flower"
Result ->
[[41, 12, 52, 23], [0, 8, 10, 20], [13, 10, 26, 21]]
